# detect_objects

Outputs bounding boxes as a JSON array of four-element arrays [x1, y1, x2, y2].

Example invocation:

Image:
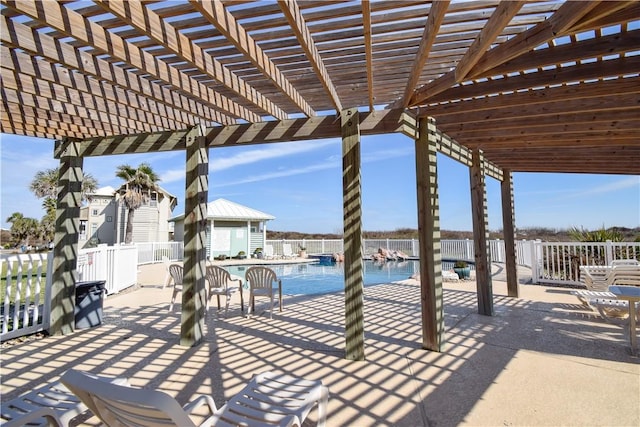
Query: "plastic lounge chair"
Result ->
[[1, 407, 62, 427], [264, 244, 276, 260], [1, 375, 128, 427], [573, 264, 639, 305], [60, 369, 329, 427], [282, 243, 295, 259], [168, 264, 183, 312], [245, 266, 282, 318], [582, 265, 640, 323], [205, 265, 241, 316]]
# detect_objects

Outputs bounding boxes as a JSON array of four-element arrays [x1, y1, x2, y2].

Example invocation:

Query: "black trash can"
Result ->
[[75, 280, 106, 329]]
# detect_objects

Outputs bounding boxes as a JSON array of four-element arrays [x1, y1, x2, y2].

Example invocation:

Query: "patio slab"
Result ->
[[1, 262, 638, 426]]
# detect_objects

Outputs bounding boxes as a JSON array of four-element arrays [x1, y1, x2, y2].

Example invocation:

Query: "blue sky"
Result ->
[[1, 133, 639, 233]]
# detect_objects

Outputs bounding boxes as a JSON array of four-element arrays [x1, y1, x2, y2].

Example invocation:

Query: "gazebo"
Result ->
[[1, 1, 638, 359]]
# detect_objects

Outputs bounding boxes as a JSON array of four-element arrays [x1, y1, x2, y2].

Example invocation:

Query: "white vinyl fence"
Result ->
[[3, 239, 639, 341], [1, 244, 138, 342]]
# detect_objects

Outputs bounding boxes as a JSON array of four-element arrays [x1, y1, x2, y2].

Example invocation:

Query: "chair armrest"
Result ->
[[183, 395, 218, 416]]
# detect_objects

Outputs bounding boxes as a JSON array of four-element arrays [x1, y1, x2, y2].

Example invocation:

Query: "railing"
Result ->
[[78, 245, 138, 295], [1, 252, 52, 341], [531, 241, 640, 285], [1, 245, 138, 342], [135, 241, 183, 265]]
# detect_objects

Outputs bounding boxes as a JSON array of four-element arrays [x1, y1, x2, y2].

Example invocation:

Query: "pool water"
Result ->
[[226, 260, 420, 295]]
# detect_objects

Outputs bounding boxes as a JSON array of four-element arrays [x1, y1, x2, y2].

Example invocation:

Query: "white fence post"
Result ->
[[605, 240, 613, 264]]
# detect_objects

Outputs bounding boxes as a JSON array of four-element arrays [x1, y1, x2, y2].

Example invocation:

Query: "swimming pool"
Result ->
[[226, 260, 420, 295]]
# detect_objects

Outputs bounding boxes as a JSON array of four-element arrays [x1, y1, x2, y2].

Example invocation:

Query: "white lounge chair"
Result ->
[[574, 265, 640, 323], [60, 369, 329, 427], [1, 375, 128, 427], [282, 243, 296, 259], [205, 265, 241, 316], [264, 244, 276, 259], [245, 266, 283, 318]]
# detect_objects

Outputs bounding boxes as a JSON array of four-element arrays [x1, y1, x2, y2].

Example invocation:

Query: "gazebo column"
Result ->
[[49, 138, 83, 335], [470, 149, 494, 316], [416, 117, 445, 351], [341, 108, 365, 361], [501, 169, 519, 297], [181, 126, 208, 347]]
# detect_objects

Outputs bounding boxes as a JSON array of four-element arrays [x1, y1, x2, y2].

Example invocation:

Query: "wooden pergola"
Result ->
[[1, 1, 638, 359]]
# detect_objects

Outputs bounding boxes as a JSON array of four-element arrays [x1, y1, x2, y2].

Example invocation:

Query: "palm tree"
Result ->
[[29, 167, 98, 203], [29, 167, 98, 243], [6, 212, 39, 248], [116, 163, 160, 244]]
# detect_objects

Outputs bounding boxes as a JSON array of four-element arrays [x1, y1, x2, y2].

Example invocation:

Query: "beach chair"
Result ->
[[60, 369, 329, 427], [264, 244, 276, 259], [1, 375, 128, 427], [245, 266, 282, 318], [168, 264, 183, 312], [576, 265, 640, 324], [205, 265, 241, 316], [282, 243, 295, 259]]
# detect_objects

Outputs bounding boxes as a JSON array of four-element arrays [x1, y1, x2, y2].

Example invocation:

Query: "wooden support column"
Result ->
[[181, 125, 208, 347], [416, 117, 445, 351], [501, 169, 519, 297], [341, 108, 365, 361], [49, 139, 83, 335], [470, 149, 494, 316]]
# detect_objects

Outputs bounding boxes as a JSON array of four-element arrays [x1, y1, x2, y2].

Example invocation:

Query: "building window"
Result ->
[[91, 209, 99, 216], [102, 199, 109, 204], [90, 223, 98, 237], [150, 192, 158, 207], [106, 216, 112, 222]]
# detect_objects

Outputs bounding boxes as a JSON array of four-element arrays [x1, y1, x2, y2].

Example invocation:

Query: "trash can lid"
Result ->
[[75, 280, 106, 289]]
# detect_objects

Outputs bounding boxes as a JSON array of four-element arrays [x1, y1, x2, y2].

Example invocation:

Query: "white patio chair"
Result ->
[[60, 369, 329, 427], [162, 256, 173, 289], [205, 265, 241, 316], [245, 266, 282, 318], [168, 264, 183, 312]]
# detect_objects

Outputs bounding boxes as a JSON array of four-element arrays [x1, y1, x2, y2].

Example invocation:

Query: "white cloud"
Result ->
[[213, 160, 338, 187], [210, 139, 338, 171]]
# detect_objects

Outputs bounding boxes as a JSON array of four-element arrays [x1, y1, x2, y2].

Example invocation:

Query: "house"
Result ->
[[171, 199, 275, 260], [79, 185, 177, 247]]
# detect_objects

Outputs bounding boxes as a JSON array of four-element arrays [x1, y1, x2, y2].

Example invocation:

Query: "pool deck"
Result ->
[[1, 260, 639, 426]]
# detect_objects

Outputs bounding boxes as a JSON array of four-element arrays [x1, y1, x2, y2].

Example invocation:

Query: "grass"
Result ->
[[0, 260, 48, 306]]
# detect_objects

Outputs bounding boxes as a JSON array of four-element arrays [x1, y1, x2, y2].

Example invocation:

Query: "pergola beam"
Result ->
[[399, 0, 450, 108], [279, 0, 343, 111], [2, 0, 257, 123], [410, 1, 525, 105], [0, 15, 233, 126], [361, 0, 374, 111], [94, 0, 288, 120], [464, 1, 602, 81], [190, 0, 314, 117]]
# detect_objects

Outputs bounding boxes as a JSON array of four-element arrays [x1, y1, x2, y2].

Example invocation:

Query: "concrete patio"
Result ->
[[1, 262, 638, 426]]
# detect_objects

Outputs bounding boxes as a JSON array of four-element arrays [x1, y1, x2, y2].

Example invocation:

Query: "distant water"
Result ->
[[226, 260, 420, 295]]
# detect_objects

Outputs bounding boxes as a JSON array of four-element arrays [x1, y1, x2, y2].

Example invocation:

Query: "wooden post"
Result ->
[[49, 139, 83, 335], [341, 108, 365, 361], [181, 125, 208, 347], [416, 117, 445, 351], [470, 149, 494, 316], [501, 169, 519, 297]]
